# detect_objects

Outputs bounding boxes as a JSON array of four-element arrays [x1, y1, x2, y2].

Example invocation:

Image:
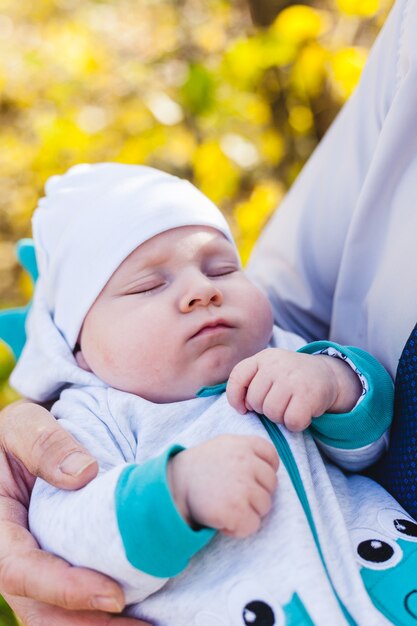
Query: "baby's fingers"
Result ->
[[283, 397, 312, 432], [244, 374, 274, 415], [227, 358, 259, 414], [259, 384, 291, 424], [254, 457, 279, 493], [221, 507, 262, 539], [250, 485, 274, 518], [250, 436, 280, 472]]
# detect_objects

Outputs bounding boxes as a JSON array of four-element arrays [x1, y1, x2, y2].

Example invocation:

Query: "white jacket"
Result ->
[[248, 0, 417, 380]]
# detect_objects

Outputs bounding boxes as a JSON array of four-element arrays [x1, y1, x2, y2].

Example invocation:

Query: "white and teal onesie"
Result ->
[[11, 163, 417, 626], [17, 317, 415, 626]]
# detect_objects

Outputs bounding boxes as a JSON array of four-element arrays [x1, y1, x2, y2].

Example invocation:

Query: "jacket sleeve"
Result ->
[[246, 0, 407, 343], [28, 390, 215, 605], [298, 342, 394, 472]]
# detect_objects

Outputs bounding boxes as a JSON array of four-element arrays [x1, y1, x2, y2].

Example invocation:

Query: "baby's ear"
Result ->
[[74, 347, 92, 372]]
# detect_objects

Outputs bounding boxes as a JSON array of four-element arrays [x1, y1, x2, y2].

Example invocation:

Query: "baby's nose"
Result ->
[[180, 275, 223, 312]]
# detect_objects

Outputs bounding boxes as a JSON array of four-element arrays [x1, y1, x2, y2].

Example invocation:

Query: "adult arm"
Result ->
[[247, 0, 407, 343], [0, 399, 151, 626]]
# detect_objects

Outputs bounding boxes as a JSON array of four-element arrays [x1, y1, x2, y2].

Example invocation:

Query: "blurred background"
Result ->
[[0, 0, 392, 409]]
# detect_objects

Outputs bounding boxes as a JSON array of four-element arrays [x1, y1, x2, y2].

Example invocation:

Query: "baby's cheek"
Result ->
[[249, 290, 274, 348]]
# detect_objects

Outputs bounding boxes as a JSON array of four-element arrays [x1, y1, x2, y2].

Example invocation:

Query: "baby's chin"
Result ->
[[133, 369, 234, 404], [142, 376, 231, 404], [111, 345, 267, 403]]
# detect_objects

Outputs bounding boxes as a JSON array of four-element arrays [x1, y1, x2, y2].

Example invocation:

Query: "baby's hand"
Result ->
[[227, 348, 362, 432], [167, 434, 279, 538]]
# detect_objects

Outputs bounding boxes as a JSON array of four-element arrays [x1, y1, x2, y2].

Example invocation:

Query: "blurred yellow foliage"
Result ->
[[192, 21, 228, 53], [329, 46, 368, 100], [222, 38, 266, 87], [272, 5, 330, 43], [193, 140, 240, 203], [259, 129, 285, 165], [19, 271, 33, 302], [235, 181, 285, 264], [291, 42, 327, 97], [0, 0, 394, 413], [45, 22, 108, 76], [336, 0, 380, 17], [289, 105, 314, 134], [0, 341, 15, 382]]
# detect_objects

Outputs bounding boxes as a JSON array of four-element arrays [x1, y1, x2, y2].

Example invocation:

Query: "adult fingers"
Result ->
[[0, 400, 98, 489], [0, 496, 126, 614], [0, 546, 125, 613], [5, 594, 152, 626], [226, 358, 259, 414]]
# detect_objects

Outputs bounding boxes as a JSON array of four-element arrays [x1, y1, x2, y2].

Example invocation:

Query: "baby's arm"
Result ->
[[30, 391, 278, 605], [227, 341, 393, 471], [29, 391, 212, 605]]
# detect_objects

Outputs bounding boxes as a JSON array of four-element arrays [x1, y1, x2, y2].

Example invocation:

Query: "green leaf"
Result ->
[[180, 63, 216, 115], [0, 596, 19, 626]]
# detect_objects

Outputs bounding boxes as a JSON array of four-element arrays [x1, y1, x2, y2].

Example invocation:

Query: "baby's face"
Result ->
[[78, 225, 273, 402]]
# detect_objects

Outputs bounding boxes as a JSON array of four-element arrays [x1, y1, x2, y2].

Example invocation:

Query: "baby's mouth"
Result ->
[[189, 320, 234, 340]]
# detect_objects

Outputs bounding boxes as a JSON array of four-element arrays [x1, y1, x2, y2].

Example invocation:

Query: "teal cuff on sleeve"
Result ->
[[298, 341, 394, 450], [196, 382, 227, 397], [115, 445, 216, 578]]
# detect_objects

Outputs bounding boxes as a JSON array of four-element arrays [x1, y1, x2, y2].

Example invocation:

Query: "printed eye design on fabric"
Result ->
[[227, 580, 285, 626], [242, 600, 275, 625], [350, 528, 402, 571], [194, 580, 312, 626], [378, 508, 417, 542], [358, 539, 394, 562], [195, 600, 278, 626], [394, 519, 417, 537]]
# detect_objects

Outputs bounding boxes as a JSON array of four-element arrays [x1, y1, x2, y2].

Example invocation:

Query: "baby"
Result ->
[[11, 164, 413, 626]]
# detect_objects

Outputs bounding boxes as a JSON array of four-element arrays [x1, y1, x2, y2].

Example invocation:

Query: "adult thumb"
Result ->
[[0, 400, 98, 489]]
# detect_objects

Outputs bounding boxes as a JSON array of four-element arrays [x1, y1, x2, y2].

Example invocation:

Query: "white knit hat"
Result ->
[[32, 162, 235, 350], [10, 163, 236, 401]]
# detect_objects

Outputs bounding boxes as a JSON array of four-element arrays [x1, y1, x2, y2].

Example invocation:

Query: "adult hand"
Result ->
[[0, 399, 151, 626]]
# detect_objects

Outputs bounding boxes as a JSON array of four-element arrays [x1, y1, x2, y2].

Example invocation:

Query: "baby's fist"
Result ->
[[168, 435, 279, 538], [227, 348, 361, 432]]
